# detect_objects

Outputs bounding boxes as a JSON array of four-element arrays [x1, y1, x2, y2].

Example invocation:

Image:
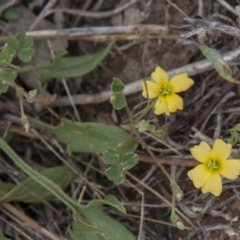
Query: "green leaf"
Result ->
[[0, 68, 17, 82], [199, 44, 239, 84], [55, 50, 68, 59], [111, 78, 124, 92], [6, 37, 19, 54], [0, 81, 9, 94], [18, 48, 35, 62], [71, 221, 105, 240], [0, 166, 74, 203], [121, 152, 138, 171], [233, 124, 240, 132], [84, 194, 126, 214], [44, 118, 138, 155], [1, 8, 21, 21], [135, 120, 164, 136], [16, 32, 26, 44], [155, 129, 164, 136], [109, 78, 126, 109], [20, 38, 34, 49], [105, 166, 125, 184], [39, 41, 115, 80], [227, 124, 240, 146], [0, 49, 12, 64], [71, 195, 135, 240], [136, 120, 156, 133], [135, 120, 151, 132], [148, 125, 155, 132], [6, 33, 34, 61], [228, 130, 239, 146], [170, 212, 185, 230], [102, 148, 119, 165], [110, 93, 126, 110]]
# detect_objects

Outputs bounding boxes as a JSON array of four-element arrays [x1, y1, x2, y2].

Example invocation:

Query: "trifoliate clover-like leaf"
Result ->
[[136, 120, 164, 136], [135, 120, 151, 132]]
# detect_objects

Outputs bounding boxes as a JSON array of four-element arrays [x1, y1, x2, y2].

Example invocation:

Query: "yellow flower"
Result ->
[[141, 66, 194, 115], [188, 139, 240, 196]]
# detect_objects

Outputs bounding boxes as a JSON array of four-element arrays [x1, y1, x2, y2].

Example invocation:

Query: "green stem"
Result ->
[[6, 63, 20, 70], [125, 98, 172, 181], [171, 180, 176, 214], [134, 101, 155, 124], [27, 116, 56, 130], [17, 64, 45, 73], [125, 102, 135, 127], [114, 102, 136, 157]]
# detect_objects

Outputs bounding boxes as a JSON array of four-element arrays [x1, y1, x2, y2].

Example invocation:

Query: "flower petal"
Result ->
[[169, 73, 194, 93], [141, 81, 160, 99], [165, 93, 183, 112], [212, 139, 232, 162], [220, 160, 240, 179], [188, 164, 211, 188], [190, 141, 212, 163], [154, 97, 170, 115], [201, 173, 222, 196], [151, 66, 169, 85]]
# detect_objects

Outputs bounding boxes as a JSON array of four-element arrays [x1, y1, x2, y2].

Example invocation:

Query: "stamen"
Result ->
[[160, 85, 171, 96], [207, 159, 219, 170]]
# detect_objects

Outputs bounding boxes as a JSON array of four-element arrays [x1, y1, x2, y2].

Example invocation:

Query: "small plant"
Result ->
[[2, 14, 240, 237], [0, 32, 35, 131]]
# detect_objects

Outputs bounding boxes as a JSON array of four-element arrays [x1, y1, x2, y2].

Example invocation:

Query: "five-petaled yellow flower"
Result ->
[[188, 139, 240, 196], [141, 66, 194, 115]]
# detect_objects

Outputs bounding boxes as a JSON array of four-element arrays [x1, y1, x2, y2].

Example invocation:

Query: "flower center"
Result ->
[[207, 159, 220, 171], [160, 84, 171, 96]]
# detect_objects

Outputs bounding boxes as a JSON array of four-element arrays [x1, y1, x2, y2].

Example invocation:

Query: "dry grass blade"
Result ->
[[2, 204, 62, 240]]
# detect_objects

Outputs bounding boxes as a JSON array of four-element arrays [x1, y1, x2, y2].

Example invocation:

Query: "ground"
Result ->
[[1, 0, 240, 239]]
